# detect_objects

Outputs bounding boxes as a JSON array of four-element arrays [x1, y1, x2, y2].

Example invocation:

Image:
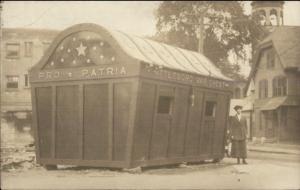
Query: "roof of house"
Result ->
[[245, 26, 300, 93], [31, 23, 231, 81], [260, 26, 300, 69]]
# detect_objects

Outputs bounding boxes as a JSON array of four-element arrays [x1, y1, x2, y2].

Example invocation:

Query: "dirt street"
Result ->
[[1, 155, 300, 189]]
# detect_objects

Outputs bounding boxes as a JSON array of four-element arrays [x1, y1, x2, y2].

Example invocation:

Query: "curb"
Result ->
[[248, 147, 300, 155]]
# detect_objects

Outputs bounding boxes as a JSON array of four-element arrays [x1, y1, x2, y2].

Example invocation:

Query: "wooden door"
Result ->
[[185, 87, 204, 156], [150, 85, 174, 160], [199, 92, 217, 156]]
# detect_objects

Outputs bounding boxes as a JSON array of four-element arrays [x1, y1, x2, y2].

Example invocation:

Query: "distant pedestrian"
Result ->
[[229, 105, 248, 164]]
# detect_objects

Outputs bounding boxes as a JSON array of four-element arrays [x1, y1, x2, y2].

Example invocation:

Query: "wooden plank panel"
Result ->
[[83, 83, 109, 160], [185, 88, 204, 156], [113, 83, 132, 161], [132, 82, 156, 161], [150, 85, 173, 160], [36, 87, 52, 158], [199, 121, 213, 155], [168, 86, 189, 157], [150, 115, 171, 159], [199, 92, 217, 156], [56, 85, 80, 159], [212, 94, 228, 156]]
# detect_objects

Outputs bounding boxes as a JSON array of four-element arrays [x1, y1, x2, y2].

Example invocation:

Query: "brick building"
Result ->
[[1, 28, 59, 116], [1, 28, 59, 146]]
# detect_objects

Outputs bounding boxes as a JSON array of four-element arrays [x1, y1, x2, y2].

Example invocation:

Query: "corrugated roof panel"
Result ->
[[109, 30, 150, 63], [161, 43, 199, 74], [191, 51, 227, 79], [126, 35, 168, 67], [176, 48, 210, 76], [108, 26, 230, 81], [143, 39, 187, 71]]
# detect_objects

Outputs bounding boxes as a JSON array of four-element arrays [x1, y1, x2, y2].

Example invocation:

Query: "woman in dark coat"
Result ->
[[229, 105, 248, 164]]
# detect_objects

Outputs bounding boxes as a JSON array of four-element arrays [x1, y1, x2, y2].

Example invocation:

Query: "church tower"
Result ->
[[251, 1, 284, 26]]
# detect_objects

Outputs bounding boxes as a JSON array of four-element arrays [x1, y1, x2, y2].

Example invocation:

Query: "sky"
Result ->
[[2, 1, 300, 76]]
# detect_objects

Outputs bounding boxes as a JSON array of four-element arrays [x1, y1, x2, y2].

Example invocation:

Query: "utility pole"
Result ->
[[0, 1, 3, 96], [0, 1, 3, 121], [197, 13, 205, 54], [185, 13, 208, 54]]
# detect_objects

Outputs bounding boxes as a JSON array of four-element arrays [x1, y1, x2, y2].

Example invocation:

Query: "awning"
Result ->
[[260, 96, 300, 111]]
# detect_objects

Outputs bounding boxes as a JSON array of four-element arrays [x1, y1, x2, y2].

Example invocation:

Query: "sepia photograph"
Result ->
[[1, 1, 300, 189]]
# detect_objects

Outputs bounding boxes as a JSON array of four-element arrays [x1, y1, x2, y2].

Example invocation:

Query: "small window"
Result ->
[[6, 75, 19, 89], [205, 101, 217, 117], [6, 43, 20, 59], [24, 74, 29, 87], [24, 42, 33, 57], [157, 96, 173, 114]]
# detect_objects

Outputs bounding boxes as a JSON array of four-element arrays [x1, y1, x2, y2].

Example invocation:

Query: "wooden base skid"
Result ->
[[38, 154, 224, 169], [38, 158, 128, 168]]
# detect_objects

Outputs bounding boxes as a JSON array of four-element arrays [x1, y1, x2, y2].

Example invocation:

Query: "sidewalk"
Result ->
[[247, 141, 300, 155]]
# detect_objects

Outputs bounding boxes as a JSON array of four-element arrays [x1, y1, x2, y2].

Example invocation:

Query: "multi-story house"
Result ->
[[1, 28, 59, 120], [247, 26, 300, 142]]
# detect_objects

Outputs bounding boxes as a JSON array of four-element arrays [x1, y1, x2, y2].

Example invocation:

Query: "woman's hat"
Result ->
[[234, 105, 243, 111]]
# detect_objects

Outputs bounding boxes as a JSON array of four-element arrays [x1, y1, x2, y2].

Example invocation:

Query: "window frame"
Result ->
[[272, 76, 287, 97], [259, 79, 268, 99], [6, 75, 19, 90], [24, 74, 29, 88], [24, 41, 33, 57], [5, 43, 20, 59], [157, 95, 174, 115], [204, 100, 217, 118]]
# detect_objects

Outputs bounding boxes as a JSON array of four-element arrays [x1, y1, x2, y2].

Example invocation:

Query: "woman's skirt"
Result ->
[[231, 140, 247, 158]]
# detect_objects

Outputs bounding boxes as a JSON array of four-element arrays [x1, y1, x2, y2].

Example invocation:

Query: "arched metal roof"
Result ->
[[32, 23, 231, 81], [109, 29, 231, 81]]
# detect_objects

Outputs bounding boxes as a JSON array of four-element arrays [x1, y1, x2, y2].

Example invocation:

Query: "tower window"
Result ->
[[270, 9, 278, 26]]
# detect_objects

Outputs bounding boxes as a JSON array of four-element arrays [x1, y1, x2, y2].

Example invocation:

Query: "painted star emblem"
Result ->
[[76, 43, 87, 56]]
